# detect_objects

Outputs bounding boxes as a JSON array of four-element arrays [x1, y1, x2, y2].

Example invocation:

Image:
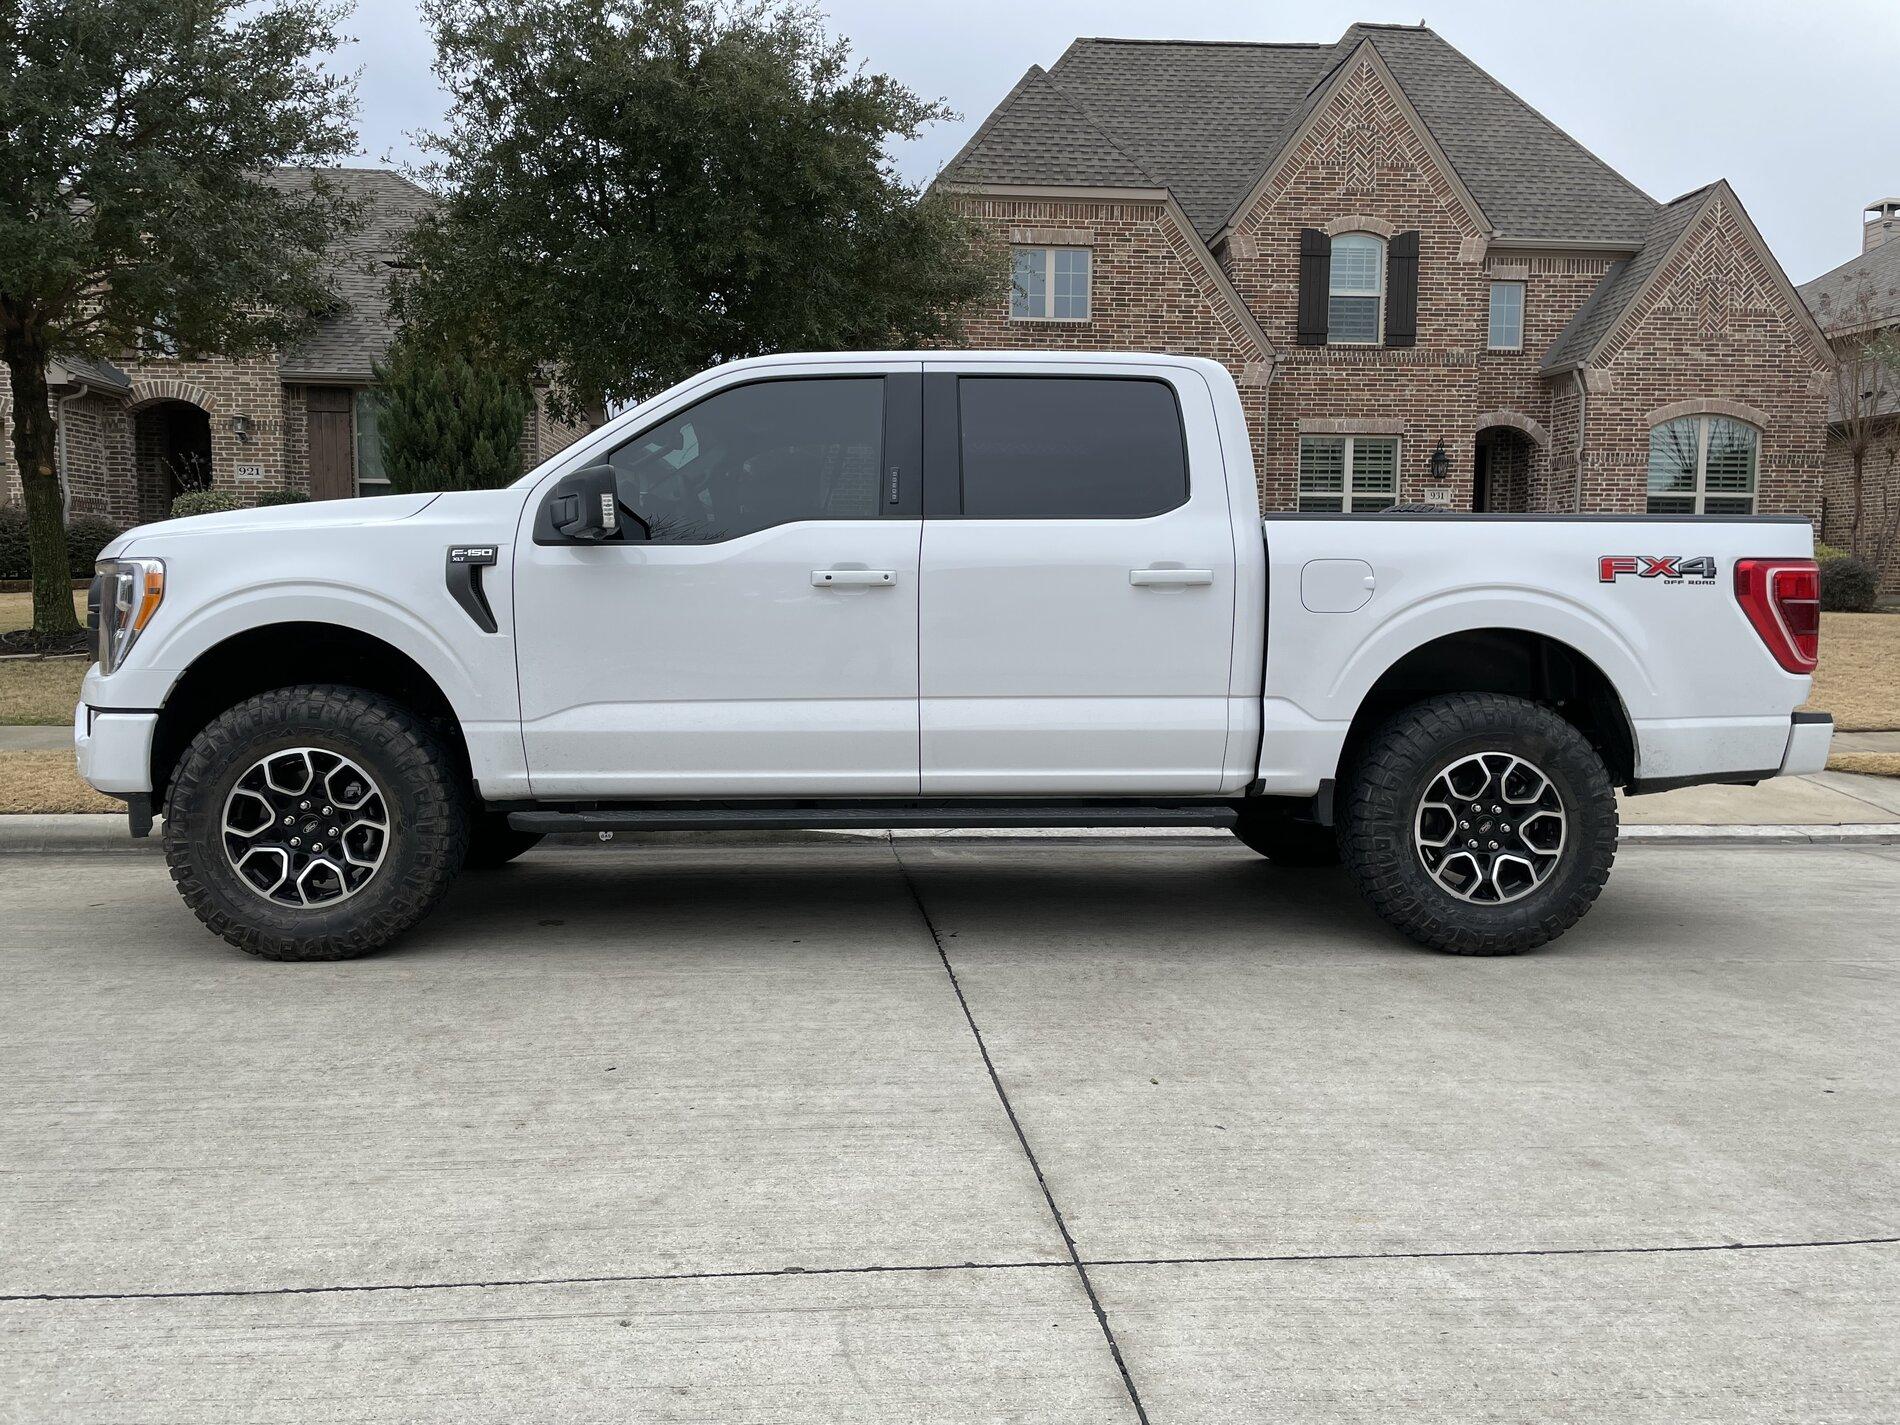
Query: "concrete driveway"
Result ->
[[2, 839, 1896, 1422]]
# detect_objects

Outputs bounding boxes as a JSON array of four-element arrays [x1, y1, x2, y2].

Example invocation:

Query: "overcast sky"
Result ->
[[340, 0, 1898, 285]]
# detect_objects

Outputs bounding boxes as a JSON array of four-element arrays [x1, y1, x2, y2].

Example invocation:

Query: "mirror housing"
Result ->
[[548, 465, 623, 542]]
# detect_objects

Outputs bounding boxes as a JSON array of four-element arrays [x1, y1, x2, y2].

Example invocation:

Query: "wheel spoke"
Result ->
[[222, 747, 389, 909], [1413, 751, 1567, 906]]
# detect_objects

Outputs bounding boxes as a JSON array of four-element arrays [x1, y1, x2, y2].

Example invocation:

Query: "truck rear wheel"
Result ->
[[1339, 693, 1617, 955], [162, 685, 470, 961]]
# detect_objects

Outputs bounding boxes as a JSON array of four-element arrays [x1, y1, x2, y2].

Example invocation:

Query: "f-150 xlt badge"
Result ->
[[1598, 555, 1717, 583]]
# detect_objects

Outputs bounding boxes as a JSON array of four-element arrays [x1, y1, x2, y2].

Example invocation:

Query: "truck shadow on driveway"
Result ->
[[361, 839, 1753, 967]]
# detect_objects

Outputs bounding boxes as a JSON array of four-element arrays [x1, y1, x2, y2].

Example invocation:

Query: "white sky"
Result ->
[[340, 0, 1899, 285]]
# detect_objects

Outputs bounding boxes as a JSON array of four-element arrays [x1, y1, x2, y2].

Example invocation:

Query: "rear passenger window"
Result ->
[[957, 377, 1187, 519]]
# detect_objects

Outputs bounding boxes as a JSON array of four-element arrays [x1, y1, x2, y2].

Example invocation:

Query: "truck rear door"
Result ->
[[917, 361, 1238, 794]]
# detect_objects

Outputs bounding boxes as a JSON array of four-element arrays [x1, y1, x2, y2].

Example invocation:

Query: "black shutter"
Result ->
[[1297, 229, 1330, 346], [1385, 230, 1419, 347]]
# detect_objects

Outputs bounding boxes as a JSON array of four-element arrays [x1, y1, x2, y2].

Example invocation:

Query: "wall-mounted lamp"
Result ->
[[231, 413, 254, 444], [1427, 438, 1450, 483]]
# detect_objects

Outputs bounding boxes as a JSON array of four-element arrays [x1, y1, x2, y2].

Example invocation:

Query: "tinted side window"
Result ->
[[605, 378, 883, 542], [957, 377, 1187, 519]]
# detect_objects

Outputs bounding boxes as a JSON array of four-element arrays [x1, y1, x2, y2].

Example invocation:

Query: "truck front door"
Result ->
[[513, 365, 923, 798], [917, 364, 1239, 794]]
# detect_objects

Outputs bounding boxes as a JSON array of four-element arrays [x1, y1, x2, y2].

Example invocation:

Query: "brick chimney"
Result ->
[[1865, 198, 1900, 253]]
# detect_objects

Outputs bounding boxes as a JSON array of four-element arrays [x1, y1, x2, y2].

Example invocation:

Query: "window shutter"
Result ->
[[1297, 229, 1330, 346], [1385, 231, 1419, 347]]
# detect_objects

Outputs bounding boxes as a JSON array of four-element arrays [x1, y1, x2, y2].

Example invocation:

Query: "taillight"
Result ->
[[1734, 558, 1819, 674]]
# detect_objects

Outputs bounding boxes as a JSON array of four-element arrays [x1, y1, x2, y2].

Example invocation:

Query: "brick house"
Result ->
[[939, 24, 1833, 518], [0, 168, 594, 529], [1797, 200, 1900, 590]]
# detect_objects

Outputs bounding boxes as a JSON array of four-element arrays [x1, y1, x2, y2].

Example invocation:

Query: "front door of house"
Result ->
[[306, 388, 355, 500]]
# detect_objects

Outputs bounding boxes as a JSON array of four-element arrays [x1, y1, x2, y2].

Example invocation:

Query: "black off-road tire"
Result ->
[[1231, 811, 1341, 866], [1339, 693, 1617, 955], [162, 685, 469, 961], [465, 815, 545, 869]]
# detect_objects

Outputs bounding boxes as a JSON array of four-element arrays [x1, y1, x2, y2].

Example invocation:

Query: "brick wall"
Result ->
[[947, 54, 1828, 519]]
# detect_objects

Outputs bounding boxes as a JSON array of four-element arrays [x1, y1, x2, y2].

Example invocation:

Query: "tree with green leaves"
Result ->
[[395, 0, 1001, 419], [0, 0, 359, 636], [372, 337, 529, 493]]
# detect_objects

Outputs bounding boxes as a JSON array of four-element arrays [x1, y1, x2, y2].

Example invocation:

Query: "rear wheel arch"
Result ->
[[151, 622, 473, 812], [1335, 628, 1637, 792]]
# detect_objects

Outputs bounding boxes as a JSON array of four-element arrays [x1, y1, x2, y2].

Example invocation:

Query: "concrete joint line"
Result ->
[[5, 1236, 1894, 1308], [889, 837, 1154, 1425]]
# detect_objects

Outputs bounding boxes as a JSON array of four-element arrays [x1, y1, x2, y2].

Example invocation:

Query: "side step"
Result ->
[[508, 803, 1241, 834]]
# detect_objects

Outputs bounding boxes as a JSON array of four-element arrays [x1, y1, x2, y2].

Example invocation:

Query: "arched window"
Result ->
[[1646, 415, 1759, 515], [1328, 233, 1385, 344]]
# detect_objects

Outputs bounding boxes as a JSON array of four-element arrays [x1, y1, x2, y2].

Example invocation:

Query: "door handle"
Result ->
[[1129, 568, 1214, 587], [812, 569, 897, 587]]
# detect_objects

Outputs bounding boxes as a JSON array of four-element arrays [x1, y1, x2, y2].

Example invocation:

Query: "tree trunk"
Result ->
[[1, 331, 80, 637]]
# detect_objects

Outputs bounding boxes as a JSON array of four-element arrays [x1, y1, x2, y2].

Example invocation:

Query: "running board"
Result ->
[[508, 803, 1240, 834]]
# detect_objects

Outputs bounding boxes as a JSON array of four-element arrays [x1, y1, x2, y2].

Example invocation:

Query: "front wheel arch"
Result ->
[[151, 622, 472, 813]]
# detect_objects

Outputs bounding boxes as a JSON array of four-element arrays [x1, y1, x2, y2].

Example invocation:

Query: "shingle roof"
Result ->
[[942, 25, 1659, 246], [1542, 186, 1711, 371], [50, 355, 133, 394], [1798, 235, 1900, 335], [269, 167, 435, 383], [938, 65, 1158, 191]]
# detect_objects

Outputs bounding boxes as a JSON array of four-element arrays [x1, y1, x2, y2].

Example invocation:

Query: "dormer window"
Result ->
[[1327, 233, 1385, 344]]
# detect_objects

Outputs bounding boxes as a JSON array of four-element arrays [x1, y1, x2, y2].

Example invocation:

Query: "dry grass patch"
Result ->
[[1804, 613, 1900, 733], [1829, 752, 1900, 779], [0, 658, 86, 724], [0, 589, 88, 633], [0, 750, 120, 813]]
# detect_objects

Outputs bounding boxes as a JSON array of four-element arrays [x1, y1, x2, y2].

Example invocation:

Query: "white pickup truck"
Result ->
[[76, 351, 1831, 961]]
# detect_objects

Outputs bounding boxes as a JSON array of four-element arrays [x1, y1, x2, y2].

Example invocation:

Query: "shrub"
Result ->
[[168, 488, 247, 519], [0, 506, 125, 579], [1813, 540, 1850, 563], [254, 488, 310, 507], [0, 505, 29, 580], [64, 515, 125, 576], [374, 337, 528, 493], [1819, 553, 1880, 613]]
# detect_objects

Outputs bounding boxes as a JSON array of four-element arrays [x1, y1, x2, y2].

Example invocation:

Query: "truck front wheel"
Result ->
[[162, 685, 470, 960], [1339, 693, 1617, 955]]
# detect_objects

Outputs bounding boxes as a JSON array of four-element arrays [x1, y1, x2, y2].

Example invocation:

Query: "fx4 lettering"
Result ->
[[1598, 555, 1718, 583]]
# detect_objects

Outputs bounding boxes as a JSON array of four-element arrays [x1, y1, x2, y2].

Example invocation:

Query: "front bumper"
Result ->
[[1778, 711, 1833, 777], [73, 701, 157, 795]]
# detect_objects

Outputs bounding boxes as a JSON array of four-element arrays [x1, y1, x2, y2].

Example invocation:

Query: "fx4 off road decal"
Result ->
[[1598, 555, 1718, 584]]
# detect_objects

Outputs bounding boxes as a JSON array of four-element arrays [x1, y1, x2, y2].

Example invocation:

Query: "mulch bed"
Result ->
[[0, 629, 90, 657]]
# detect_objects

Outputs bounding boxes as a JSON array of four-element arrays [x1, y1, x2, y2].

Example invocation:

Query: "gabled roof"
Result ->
[[47, 355, 133, 395], [1543, 181, 1833, 374], [270, 167, 435, 383], [1799, 233, 1900, 336], [1542, 187, 1710, 372], [941, 24, 1658, 245]]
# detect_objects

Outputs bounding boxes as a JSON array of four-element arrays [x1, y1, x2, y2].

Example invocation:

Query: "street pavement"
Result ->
[[2, 839, 1896, 1422]]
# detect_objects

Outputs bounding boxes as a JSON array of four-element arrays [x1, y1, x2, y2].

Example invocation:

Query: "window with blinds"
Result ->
[[1298, 435, 1399, 512]]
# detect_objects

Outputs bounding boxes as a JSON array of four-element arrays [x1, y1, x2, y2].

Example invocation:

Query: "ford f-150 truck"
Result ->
[[75, 351, 1832, 960]]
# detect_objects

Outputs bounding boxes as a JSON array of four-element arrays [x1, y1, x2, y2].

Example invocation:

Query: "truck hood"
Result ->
[[105, 493, 441, 557]]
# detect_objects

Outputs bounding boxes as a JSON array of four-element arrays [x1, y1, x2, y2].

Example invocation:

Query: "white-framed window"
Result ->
[[1646, 415, 1758, 515], [1328, 233, 1384, 344], [1010, 246, 1091, 321], [1298, 435, 1399, 512], [1488, 281, 1525, 351], [354, 389, 391, 495]]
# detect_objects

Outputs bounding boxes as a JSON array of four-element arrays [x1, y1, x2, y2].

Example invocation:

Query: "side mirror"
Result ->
[[548, 465, 623, 542]]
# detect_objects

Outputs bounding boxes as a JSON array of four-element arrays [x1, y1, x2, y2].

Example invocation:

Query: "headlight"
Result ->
[[91, 558, 165, 675]]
